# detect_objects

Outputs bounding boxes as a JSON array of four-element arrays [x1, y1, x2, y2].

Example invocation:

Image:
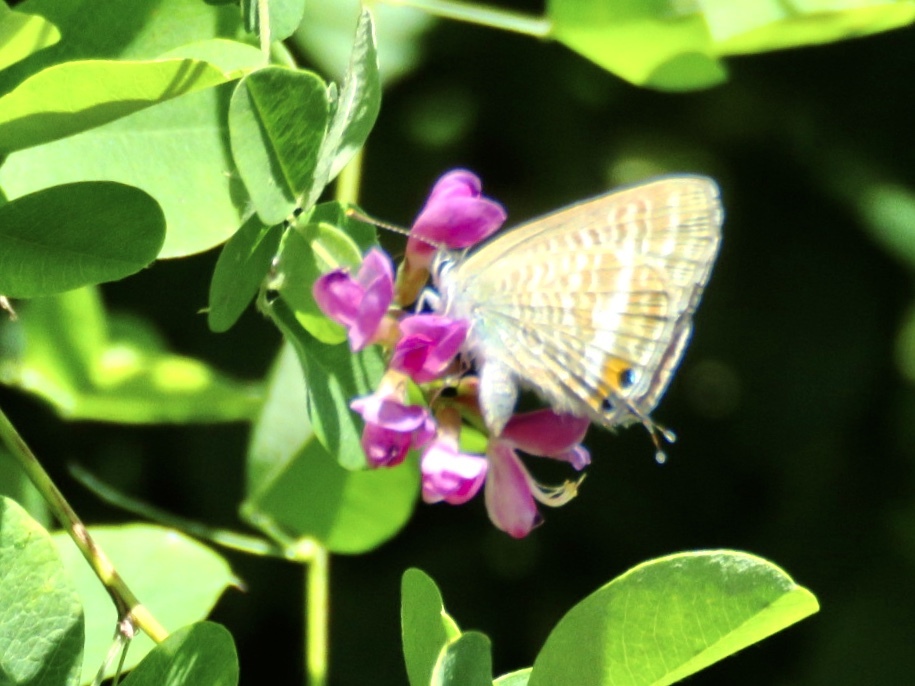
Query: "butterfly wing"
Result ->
[[443, 175, 722, 431]]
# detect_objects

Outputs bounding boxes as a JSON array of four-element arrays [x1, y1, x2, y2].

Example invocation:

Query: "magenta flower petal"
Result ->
[[409, 169, 506, 253], [312, 248, 395, 351], [553, 445, 591, 471], [362, 422, 413, 467], [421, 440, 488, 505], [484, 441, 541, 538], [350, 395, 430, 433], [390, 315, 469, 383], [312, 270, 362, 326], [500, 410, 590, 457]]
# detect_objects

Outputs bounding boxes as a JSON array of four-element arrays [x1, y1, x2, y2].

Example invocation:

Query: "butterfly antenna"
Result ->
[[345, 207, 446, 250]]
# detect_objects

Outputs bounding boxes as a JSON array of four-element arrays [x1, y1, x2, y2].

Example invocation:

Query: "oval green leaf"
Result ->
[[208, 216, 283, 333], [431, 632, 493, 686], [401, 568, 462, 686], [0, 497, 83, 686], [0, 182, 165, 298], [121, 622, 238, 686], [529, 550, 819, 686], [53, 524, 236, 685], [229, 66, 331, 224]]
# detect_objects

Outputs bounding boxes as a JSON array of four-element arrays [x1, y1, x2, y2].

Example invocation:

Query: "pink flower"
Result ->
[[408, 169, 507, 261], [350, 373, 436, 467], [389, 315, 469, 383], [421, 438, 488, 505], [397, 170, 506, 304], [313, 248, 394, 351], [484, 410, 591, 538]]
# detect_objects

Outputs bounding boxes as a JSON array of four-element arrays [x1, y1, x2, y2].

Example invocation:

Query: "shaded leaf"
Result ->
[[0, 497, 84, 686], [0, 182, 165, 298], [208, 215, 283, 333], [266, 296, 384, 469], [244, 342, 418, 553]]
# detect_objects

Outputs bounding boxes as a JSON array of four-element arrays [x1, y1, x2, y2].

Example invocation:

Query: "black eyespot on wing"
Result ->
[[619, 367, 636, 391], [601, 397, 615, 413]]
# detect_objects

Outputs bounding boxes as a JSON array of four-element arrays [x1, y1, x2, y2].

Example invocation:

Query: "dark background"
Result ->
[[5, 3, 915, 684]]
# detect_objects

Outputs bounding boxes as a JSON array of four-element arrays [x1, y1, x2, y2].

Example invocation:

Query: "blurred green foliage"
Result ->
[[2, 0, 915, 684]]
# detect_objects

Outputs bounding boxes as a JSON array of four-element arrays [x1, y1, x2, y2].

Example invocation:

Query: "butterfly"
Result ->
[[431, 175, 723, 446]]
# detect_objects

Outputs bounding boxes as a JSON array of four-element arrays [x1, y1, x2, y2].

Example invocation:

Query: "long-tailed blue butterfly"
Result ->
[[430, 175, 723, 446]]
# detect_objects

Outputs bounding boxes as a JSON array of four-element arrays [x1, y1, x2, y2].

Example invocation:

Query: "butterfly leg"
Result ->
[[478, 360, 518, 436]]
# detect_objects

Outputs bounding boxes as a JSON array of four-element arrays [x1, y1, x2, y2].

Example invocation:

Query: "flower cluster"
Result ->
[[312, 170, 591, 538]]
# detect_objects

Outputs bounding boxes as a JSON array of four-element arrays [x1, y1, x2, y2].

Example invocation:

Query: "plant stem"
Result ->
[[383, 0, 552, 37], [258, 0, 271, 61], [303, 541, 329, 686], [0, 406, 168, 643]]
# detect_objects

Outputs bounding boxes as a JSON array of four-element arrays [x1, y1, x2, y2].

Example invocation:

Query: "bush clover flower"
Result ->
[[397, 169, 506, 305], [312, 170, 594, 536], [313, 247, 395, 351]]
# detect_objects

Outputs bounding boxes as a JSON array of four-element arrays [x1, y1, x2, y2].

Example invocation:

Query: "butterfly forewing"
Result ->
[[439, 175, 722, 431]]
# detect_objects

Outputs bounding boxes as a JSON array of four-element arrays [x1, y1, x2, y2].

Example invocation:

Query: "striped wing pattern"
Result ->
[[440, 176, 722, 431]]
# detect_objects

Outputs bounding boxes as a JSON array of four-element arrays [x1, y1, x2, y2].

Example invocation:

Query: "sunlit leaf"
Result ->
[[0, 4, 59, 71], [53, 525, 235, 685], [402, 568, 462, 686], [529, 550, 819, 686], [120, 622, 238, 686]]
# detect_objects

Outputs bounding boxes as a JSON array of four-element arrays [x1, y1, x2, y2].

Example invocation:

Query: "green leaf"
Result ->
[[307, 7, 381, 206], [431, 632, 493, 686], [0, 58, 231, 154], [494, 669, 532, 686], [1, 288, 262, 423], [208, 215, 283, 333], [244, 433, 419, 553], [229, 66, 331, 224], [709, 1, 915, 55], [528, 550, 820, 686], [120, 622, 238, 686], [402, 568, 462, 686], [241, 0, 306, 42], [245, 342, 417, 552], [0, 182, 165, 298], [0, 497, 84, 686], [546, 0, 726, 91], [0, 452, 47, 525], [1, 0, 243, 86], [292, 0, 434, 85], [53, 525, 235, 685], [266, 297, 384, 469], [0, 4, 59, 71]]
